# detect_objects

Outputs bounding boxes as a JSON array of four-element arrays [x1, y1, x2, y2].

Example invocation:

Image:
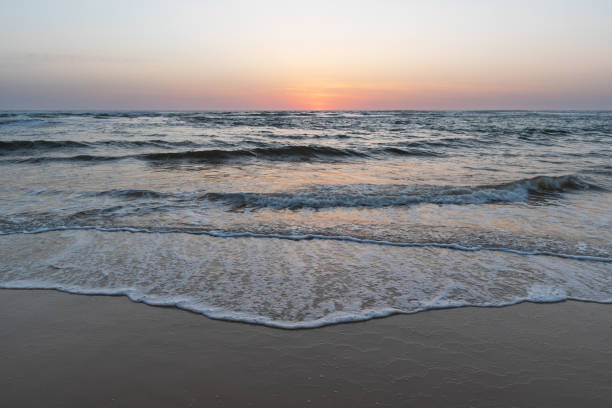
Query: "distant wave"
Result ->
[[381, 147, 443, 156], [522, 127, 572, 135], [143, 145, 369, 161], [392, 138, 477, 149], [13, 112, 165, 119], [99, 140, 200, 148], [81, 189, 175, 199], [6, 143, 444, 164], [0, 140, 89, 152], [15, 154, 120, 163], [2, 111, 609, 137], [0, 139, 200, 155]]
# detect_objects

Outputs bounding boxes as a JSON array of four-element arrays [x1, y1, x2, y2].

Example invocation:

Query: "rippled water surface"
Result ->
[[1, 111, 610, 327]]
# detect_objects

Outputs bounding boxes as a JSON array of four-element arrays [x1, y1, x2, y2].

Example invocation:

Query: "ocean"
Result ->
[[0, 110, 610, 328]]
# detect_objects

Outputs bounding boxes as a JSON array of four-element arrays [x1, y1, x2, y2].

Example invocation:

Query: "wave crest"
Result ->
[[203, 175, 600, 209], [144, 145, 369, 162], [0, 140, 88, 152], [0, 139, 200, 155]]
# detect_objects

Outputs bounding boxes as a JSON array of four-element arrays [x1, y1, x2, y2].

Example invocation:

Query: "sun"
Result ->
[[284, 83, 349, 110], [298, 92, 336, 110]]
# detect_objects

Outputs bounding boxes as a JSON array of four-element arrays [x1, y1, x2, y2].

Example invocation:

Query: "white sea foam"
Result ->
[[1, 230, 610, 328], [1, 226, 610, 262]]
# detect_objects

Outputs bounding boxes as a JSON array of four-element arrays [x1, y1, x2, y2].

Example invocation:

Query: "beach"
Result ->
[[2, 1, 611, 406], [1, 111, 610, 406], [1, 289, 611, 407]]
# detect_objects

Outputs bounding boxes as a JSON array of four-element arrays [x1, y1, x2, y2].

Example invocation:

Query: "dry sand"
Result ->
[[1, 289, 611, 407]]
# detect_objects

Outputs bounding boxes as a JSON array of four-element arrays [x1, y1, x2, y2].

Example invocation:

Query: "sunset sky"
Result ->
[[1, 0, 611, 110]]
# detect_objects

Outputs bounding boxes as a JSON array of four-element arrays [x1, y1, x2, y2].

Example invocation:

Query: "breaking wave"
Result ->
[[203, 175, 601, 209]]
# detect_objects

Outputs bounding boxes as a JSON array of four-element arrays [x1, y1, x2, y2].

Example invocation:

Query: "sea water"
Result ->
[[0, 111, 610, 327]]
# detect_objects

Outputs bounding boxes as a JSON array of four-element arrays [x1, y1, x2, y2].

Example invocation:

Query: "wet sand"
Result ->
[[1, 289, 611, 407]]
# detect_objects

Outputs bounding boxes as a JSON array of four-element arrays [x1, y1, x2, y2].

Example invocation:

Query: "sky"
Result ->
[[1, 0, 611, 110]]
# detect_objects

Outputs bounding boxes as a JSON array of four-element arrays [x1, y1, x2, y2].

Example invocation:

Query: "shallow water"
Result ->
[[1, 111, 611, 327]]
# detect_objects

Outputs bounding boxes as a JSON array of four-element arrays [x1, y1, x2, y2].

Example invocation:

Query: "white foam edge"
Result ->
[[1, 225, 610, 262], [1, 280, 611, 329]]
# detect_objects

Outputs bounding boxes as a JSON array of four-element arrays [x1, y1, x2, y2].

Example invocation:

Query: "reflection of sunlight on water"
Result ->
[[146, 160, 525, 193]]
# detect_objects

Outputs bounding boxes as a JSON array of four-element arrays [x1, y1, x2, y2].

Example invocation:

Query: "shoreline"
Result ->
[[2, 289, 611, 407], [3, 285, 612, 330]]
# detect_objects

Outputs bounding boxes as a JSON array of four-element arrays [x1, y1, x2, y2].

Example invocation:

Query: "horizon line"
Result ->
[[2, 108, 611, 112]]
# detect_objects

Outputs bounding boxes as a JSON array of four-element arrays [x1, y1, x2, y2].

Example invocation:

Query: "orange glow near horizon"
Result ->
[[281, 81, 409, 110], [284, 85, 357, 110], [290, 91, 336, 111]]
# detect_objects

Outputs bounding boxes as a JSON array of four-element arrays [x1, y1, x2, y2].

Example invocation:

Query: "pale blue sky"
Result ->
[[1, 0, 611, 109]]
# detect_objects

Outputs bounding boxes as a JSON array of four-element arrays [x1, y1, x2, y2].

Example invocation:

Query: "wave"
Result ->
[[0, 139, 200, 154], [143, 145, 369, 162], [497, 174, 601, 193], [81, 189, 175, 199], [1, 221, 610, 329], [0, 119, 29, 126], [20, 175, 600, 209], [1, 225, 610, 262], [24, 111, 164, 119], [382, 147, 443, 156], [522, 127, 572, 136], [0, 140, 89, 152], [4, 143, 448, 164], [202, 175, 601, 209], [9, 145, 369, 163], [0, 138, 489, 159], [15, 154, 121, 163], [99, 140, 200, 148], [2, 278, 610, 329], [393, 137, 479, 149], [142, 144, 438, 161]]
